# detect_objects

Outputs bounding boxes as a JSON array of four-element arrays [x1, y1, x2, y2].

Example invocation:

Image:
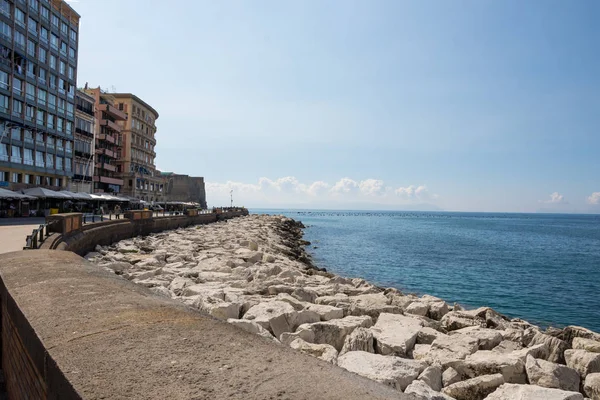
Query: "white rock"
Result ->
[[226, 318, 277, 341], [149, 286, 171, 298], [295, 315, 373, 351], [441, 373, 504, 400], [406, 301, 430, 317], [584, 373, 600, 400], [483, 383, 584, 400], [418, 364, 443, 392], [492, 340, 523, 354], [168, 276, 194, 295], [347, 293, 402, 320], [573, 337, 600, 354], [443, 367, 462, 387], [315, 293, 350, 308], [419, 334, 479, 367], [289, 338, 338, 364], [337, 351, 426, 391], [405, 380, 455, 400], [292, 287, 317, 303], [451, 350, 527, 384], [340, 327, 374, 355], [525, 355, 580, 392], [527, 331, 570, 364], [429, 301, 451, 320], [371, 313, 424, 357], [243, 301, 298, 338], [202, 299, 240, 321], [565, 349, 600, 379], [280, 330, 315, 346], [418, 327, 448, 345], [450, 326, 503, 351], [248, 241, 259, 251], [304, 303, 344, 321], [441, 311, 486, 332]]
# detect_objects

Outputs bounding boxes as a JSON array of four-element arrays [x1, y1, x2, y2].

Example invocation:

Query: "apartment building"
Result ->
[[0, 0, 79, 191], [160, 172, 207, 209], [111, 93, 162, 202], [70, 88, 93, 192], [83, 87, 127, 194]]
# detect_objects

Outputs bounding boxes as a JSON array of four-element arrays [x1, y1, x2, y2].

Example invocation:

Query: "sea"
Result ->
[[251, 209, 600, 332]]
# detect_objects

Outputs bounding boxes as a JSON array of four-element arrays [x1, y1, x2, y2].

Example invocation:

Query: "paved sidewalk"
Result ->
[[0, 218, 45, 254]]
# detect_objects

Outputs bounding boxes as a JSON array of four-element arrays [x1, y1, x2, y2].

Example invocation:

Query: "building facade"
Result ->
[[160, 172, 207, 209], [111, 93, 162, 202], [70, 88, 93, 192], [0, 0, 79, 191], [83, 87, 126, 194]]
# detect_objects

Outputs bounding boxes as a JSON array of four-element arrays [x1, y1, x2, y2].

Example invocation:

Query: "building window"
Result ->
[[37, 88, 47, 105], [68, 47, 75, 59], [60, 41, 67, 56], [68, 66, 74, 80], [14, 31, 25, 48], [27, 39, 36, 57], [38, 47, 47, 63], [24, 148, 33, 165], [38, 68, 47, 84], [46, 113, 54, 129], [26, 62, 36, 79], [61, 21, 68, 35], [48, 93, 56, 109], [41, 5, 49, 20], [65, 157, 71, 171], [15, 8, 25, 26], [0, 21, 11, 41], [0, 70, 7, 90], [56, 116, 63, 132], [35, 150, 44, 167], [35, 175, 41, 185], [25, 105, 34, 121], [36, 109, 44, 125], [29, 0, 38, 12], [24, 174, 31, 184], [12, 99, 23, 117], [55, 178, 61, 187], [24, 130, 33, 143], [59, 60, 65, 75], [0, 0, 9, 17], [0, 94, 8, 112], [11, 172, 20, 183], [47, 135, 54, 148], [65, 121, 72, 135], [50, 33, 59, 50], [26, 82, 35, 100], [40, 26, 48, 42], [28, 17, 38, 36], [0, 143, 7, 161], [35, 132, 43, 144], [11, 145, 22, 163], [51, 14, 59, 28], [49, 74, 57, 89], [46, 153, 53, 168], [70, 28, 77, 42], [56, 156, 63, 170]]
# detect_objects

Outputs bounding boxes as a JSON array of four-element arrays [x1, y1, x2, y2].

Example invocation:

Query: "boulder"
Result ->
[[292, 287, 318, 303], [405, 380, 455, 400], [525, 355, 580, 392], [451, 350, 526, 384], [419, 334, 479, 367], [429, 301, 451, 320], [280, 330, 315, 346], [573, 337, 600, 353], [483, 383, 584, 400], [443, 367, 462, 387], [340, 327, 374, 355], [441, 311, 486, 332], [584, 373, 600, 400], [199, 299, 240, 320], [371, 313, 424, 357], [295, 315, 373, 351], [484, 309, 510, 330], [304, 303, 344, 321], [406, 301, 430, 317], [527, 331, 570, 364], [337, 351, 426, 391], [149, 286, 171, 298], [418, 364, 443, 391], [315, 293, 351, 309], [243, 301, 298, 338], [226, 318, 277, 341], [441, 373, 504, 400], [450, 326, 503, 351], [552, 326, 600, 345], [289, 338, 338, 364], [418, 327, 448, 345], [347, 293, 402, 320], [492, 340, 523, 354], [168, 276, 194, 295], [564, 349, 600, 379], [275, 293, 306, 311]]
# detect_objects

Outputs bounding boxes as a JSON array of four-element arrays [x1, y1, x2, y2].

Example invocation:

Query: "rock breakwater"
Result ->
[[87, 214, 600, 400]]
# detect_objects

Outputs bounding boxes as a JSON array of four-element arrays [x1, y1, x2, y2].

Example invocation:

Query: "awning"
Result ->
[[59, 191, 93, 200], [0, 188, 36, 200], [22, 187, 72, 199]]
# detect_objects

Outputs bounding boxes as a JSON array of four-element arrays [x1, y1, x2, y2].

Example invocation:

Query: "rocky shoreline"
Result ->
[[86, 214, 600, 400]]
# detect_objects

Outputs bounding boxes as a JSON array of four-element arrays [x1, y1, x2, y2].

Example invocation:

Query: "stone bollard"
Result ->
[[45, 213, 83, 235]]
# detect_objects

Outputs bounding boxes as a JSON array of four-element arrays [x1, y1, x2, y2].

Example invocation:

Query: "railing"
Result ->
[[23, 223, 51, 250]]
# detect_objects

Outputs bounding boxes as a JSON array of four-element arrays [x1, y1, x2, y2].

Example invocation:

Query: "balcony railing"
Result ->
[[97, 133, 115, 144], [100, 119, 122, 132], [98, 103, 127, 120]]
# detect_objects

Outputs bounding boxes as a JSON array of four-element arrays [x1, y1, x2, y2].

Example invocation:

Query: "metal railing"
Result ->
[[23, 223, 51, 250]]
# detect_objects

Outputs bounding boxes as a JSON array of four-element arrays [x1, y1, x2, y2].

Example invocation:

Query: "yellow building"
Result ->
[[111, 93, 162, 202]]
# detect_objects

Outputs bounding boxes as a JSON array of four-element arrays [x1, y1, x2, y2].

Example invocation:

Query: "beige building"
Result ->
[[111, 93, 163, 202]]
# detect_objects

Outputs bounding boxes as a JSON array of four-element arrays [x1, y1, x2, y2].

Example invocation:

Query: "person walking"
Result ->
[[115, 204, 121, 219]]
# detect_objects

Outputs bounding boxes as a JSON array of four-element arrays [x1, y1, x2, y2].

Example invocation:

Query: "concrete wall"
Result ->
[[0, 251, 406, 400]]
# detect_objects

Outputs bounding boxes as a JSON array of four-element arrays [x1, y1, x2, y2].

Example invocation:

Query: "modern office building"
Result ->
[[83, 86, 126, 194], [110, 93, 162, 202], [70, 88, 94, 192], [0, 0, 79, 191], [160, 171, 207, 209]]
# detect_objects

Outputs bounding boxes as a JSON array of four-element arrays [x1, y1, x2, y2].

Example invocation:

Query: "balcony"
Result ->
[[98, 103, 127, 121], [96, 162, 116, 172], [95, 148, 116, 158], [100, 119, 122, 132], [94, 176, 123, 186], [75, 127, 94, 139], [76, 104, 94, 117], [97, 133, 115, 144]]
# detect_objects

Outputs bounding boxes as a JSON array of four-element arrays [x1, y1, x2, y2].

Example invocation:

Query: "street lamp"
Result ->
[[230, 189, 233, 208]]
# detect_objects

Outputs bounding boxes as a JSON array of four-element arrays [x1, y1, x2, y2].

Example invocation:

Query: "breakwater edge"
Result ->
[[87, 214, 600, 399]]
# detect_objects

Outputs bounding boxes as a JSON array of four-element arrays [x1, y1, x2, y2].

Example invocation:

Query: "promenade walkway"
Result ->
[[0, 218, 45, 254]]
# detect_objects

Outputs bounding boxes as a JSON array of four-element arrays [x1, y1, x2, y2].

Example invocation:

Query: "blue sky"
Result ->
[[70, 0, 600, 212]]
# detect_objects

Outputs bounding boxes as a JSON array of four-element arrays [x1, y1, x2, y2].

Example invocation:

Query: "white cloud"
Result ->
[[541, 192, 568, 204], [587, 192, 600, 205], [206, 176, 439, 208]]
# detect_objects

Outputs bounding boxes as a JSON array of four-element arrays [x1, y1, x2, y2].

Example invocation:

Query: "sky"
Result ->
[[69, 0, 600, 212]]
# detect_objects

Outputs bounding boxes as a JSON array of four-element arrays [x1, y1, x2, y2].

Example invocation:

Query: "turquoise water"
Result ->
[[252, 210, 600, 332]]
